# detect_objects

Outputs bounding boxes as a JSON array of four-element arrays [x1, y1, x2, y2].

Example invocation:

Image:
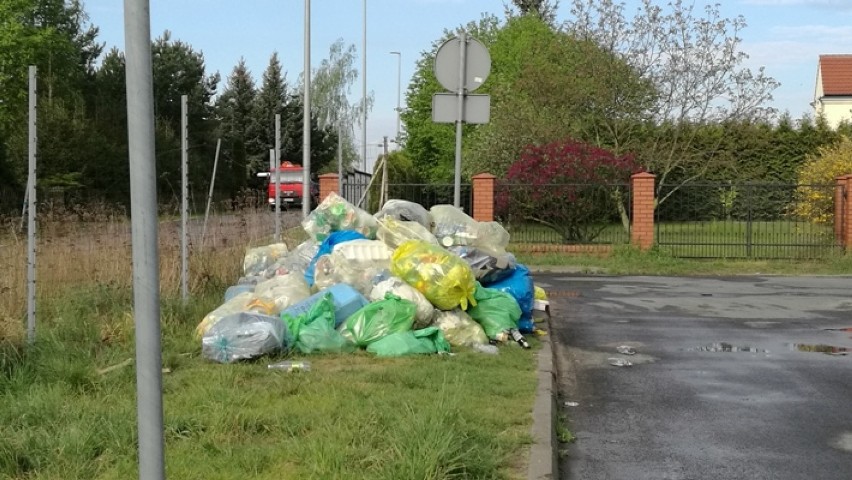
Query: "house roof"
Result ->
[[819, 54, 852, 96]]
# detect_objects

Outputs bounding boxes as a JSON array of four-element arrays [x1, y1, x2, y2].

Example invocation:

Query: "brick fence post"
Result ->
[[842, 175, 852, 250], [472, 173, 496, 222], [630, 172, 656, 250], [318, 173, 339, 203], [835, 175, 849, 246]]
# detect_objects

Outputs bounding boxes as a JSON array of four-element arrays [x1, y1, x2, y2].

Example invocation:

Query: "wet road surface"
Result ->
[[536, 275, 852, 480]]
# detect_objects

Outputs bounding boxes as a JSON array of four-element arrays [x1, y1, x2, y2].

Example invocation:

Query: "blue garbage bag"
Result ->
[[483, 264, 534, 333], [304, 230, 366, 286]]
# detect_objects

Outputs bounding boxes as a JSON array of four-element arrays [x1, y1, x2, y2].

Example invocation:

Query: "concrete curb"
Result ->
[[527, 320, 558, 480]]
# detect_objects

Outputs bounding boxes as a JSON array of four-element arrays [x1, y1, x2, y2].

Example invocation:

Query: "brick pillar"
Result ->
[[630, 172, 656, 250], [471, 173, 496, 222], [318, 173, 339, 203], [834, 175, 849, 246], [842, 175, 852, 250]]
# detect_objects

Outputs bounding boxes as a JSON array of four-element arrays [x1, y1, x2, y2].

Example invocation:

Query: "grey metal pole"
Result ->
[[124, 1, 165, 478], [26, 65, 37, 345], [180, 94, 188, 300], [337, 119, 343, 196], [200, 138, 221, 251], [381, 136, 389, 206], [361, 0, 367, 172], [303, 0, 312, 218], [454, 32, 467, 208], [390, 51, 401, 143], [274, 113, 281, 240]]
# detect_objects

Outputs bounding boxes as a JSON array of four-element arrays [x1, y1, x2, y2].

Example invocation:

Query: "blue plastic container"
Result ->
[[280, 283, 369, 327]]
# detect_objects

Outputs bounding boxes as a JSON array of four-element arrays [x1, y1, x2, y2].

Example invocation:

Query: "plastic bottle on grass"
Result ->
[[268, 360, 311, 372]]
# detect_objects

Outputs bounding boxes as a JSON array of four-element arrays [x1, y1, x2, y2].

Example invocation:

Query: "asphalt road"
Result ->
[[535, 274, 852, 480]]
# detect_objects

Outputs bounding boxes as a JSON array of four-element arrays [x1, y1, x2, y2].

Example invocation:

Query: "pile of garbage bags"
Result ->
[[198, 193, 546, 364]]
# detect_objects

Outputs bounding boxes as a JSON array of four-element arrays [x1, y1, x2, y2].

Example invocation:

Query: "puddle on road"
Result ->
[[687, 342, 768, 353], [790, 344, 850, 355]]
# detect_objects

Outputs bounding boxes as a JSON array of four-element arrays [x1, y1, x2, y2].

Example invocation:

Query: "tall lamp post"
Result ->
[[390, 51, 401, 144], [361, 0, 367, 171]]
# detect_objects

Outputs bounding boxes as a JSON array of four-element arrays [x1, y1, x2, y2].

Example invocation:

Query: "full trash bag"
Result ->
[[339, 293, 416, 347], [304, 230, 367, 286], [430, 205, 480, 247], [374, 199, 432, 229], [263, 240, 319, 277], [366, 327, 450, 357], [243, 243, 289, 277], [390, 240, 477, 311], [433, 309, 488, 347], [376, 217, 438, 250], [485, 264, 534, 333], [195, 291, 256, 338], [201, 312, 287, 364], [369, 276, 435, 329], [282, 293, 355, 354], [467, 283, 521, 338], [448, 245, 516, 284], [253, 273, 312, 315], [302, 192, 378, 241], [313, 240, 393, 295]]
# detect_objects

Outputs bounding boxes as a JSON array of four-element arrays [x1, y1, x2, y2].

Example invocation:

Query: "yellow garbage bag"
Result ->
[[391, 240, 477, 311], [534, 286, 548, 301]]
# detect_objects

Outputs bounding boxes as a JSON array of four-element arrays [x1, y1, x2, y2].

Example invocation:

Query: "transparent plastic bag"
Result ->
[[314, 240, 393, 295], [243, 243, 289, 277], [374, 199, 432, 229], [476, 221, 511, 251], [429, 205, 480, 247], [376, 217, 438, 250], [302, 192, 378, 241], [369, 276, 435, 329], [390, 240, 477, 311], [195, 291, 256, 339], [201, 312, 286, 364], [433, 309, 488, 347], [253, 273, 312, 315], [263, 240, 319, 277]]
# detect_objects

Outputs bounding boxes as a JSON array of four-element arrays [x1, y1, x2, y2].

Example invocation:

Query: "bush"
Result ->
[[497, 139, 640, 243], [793, 136, 852, 224]]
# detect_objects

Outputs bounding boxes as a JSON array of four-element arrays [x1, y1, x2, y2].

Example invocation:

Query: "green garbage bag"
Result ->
[[281, 293, 354, 353], [367, 327, 451, 357], [340, 293, 416, 347], [467, 283, 521, 338]]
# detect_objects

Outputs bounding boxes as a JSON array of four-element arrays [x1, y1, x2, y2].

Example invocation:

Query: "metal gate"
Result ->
[[655, 182, 844, 259]]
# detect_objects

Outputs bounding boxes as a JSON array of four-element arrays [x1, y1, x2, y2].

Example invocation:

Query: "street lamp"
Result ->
[[390, 51, 401, 144]]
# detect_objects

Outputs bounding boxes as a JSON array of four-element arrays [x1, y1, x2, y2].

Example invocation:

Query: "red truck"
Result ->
[[259, 161, 318, 210]]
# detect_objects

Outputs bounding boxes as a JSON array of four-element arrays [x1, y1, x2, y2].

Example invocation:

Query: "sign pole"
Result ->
[[453, 31, 467, 208], [26, 65, 37, 344]]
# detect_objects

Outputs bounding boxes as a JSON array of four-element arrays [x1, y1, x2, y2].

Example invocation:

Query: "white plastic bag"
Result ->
[[375, 199, 432, 229], [263, 240, 319, 277], [370, 277, 435, 329], [433, 309, 488, 347], [313, 240, 393, 294], [376, 217, 438, 250], [430, 205, 480, 247]]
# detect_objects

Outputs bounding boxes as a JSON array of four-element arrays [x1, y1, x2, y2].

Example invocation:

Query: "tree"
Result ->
[[506, 0, 560, 25], [251, 52, 293, 171], [498, 138, 640, 242], [307, 39, 370, 172], [564, 0, 780, 205], [216, 59, 257, 198], [793, 136, 852, 225], [464, 14, 653, 178]]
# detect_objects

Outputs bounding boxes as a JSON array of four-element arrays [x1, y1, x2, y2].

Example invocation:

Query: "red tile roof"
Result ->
[[819, 54, 852, 96]]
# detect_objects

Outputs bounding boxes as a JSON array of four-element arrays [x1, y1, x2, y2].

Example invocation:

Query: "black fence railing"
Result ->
[[495, 182, 632, 245], [342, 182, 472, 215], [656, 182, 841, 258]]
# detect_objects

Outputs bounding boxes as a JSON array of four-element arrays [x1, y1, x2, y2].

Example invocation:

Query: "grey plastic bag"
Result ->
[[202, 312, 286, 364]]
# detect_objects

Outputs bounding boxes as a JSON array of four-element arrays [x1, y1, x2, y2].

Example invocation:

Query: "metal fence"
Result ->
[[342, 181, 472, 215], [494, 182, 632, 245], [656, 182, 842, 258]]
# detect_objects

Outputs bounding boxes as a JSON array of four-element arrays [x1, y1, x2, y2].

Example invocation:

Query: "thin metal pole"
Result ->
[[454, 31, 467, 208], [200, 138, 221, 251], [390, 51, 401, 142], [123, 0, 165, 478], [26, 65, 37, 344], [381, 135, 388, 206], [303, 0, 312, 218], [361, 0, 367, 171], [274, 113, 281, 240], [180, 94, 188, 300], [337, 119, 343, 195]]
